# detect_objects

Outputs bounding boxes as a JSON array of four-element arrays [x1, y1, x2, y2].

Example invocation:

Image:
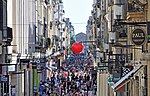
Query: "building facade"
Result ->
[[6, 0, 75, 96], [87, 0, 150, 96], [0, 0, 13, 95], [76, 32, 88, 53]]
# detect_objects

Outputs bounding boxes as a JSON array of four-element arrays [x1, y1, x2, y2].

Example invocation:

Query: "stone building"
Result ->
[[6, 0, 75, 95], [87, 0, 150, 96]]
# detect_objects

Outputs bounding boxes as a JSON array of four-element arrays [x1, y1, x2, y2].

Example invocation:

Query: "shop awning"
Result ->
[[111, 65, 143, 90]]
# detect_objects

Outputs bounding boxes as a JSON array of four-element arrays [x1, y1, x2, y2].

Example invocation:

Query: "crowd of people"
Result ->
[[36, 55, 97, 96]]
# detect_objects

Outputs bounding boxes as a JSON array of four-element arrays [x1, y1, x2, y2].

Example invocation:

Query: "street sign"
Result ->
[[0, 75, 9, 83]]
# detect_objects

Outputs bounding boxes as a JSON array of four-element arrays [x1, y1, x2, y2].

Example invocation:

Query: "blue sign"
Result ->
[[0, 75, 9, 83]]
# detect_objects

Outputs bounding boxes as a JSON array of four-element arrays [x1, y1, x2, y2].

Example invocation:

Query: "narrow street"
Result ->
[[1, 0, 150, 96], [38, 53, 97, 96]]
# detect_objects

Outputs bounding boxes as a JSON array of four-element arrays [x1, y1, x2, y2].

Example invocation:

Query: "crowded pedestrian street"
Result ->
[[1, 0, 150, 96], [36, 53, 97, 96]]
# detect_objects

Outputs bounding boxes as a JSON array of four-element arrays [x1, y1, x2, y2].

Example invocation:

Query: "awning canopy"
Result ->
[[111, 65, 143, 90]]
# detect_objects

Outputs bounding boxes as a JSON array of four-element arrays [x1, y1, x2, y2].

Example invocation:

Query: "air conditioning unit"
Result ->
[[114, 5, 124, 20], [109, 32, 116, 44]]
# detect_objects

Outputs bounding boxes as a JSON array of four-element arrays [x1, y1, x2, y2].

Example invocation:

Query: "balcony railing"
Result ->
[[127, 2, 145, 12]]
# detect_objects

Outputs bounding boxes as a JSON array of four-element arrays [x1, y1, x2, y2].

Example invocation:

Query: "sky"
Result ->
[[63, 0, 93, 34]]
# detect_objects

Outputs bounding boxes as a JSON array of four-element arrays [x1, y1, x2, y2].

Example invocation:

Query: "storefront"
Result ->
[[111, 65, 147, 96]]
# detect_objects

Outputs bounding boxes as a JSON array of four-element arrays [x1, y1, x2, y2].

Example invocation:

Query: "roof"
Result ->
[[111, 65, 143, 90]]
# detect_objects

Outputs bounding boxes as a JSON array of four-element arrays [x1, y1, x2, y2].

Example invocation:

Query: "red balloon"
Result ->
[[71, 42, 84, 54]]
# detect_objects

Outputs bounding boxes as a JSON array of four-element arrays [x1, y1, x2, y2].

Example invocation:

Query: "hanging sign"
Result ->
[[131, 28, 146, 46], [147, 22, 150, 43]]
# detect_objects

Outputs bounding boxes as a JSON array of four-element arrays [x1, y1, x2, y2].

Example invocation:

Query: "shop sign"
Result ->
[[107, 77, 113, 84], [147, 22, 150, 43], [131, 28, 146, 46]]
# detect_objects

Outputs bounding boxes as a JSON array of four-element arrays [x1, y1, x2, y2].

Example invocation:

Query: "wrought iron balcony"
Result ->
[[127, 1, 146, 12]]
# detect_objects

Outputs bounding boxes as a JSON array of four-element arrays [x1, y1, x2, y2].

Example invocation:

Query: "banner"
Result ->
[[33, 69, 38, 92]]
